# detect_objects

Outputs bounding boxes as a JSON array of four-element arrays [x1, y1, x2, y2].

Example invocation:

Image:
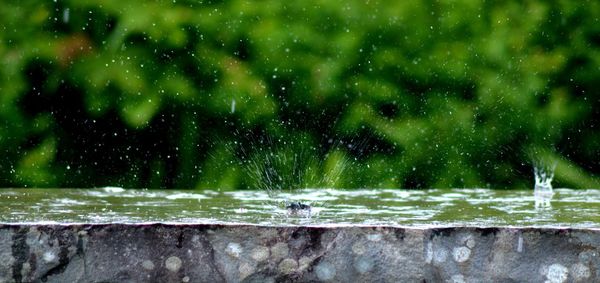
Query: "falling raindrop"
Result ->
[[63, 8, 70, 24]]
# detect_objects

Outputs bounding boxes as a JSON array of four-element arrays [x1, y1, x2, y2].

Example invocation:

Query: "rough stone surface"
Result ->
[[0, 224, 598, 282]]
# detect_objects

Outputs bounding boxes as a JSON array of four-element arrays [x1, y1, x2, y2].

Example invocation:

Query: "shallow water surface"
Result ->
[[0, 188, 599, 227]]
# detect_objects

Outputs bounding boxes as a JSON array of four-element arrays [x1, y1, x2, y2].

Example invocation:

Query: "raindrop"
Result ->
[[63, 8, 70, 23]]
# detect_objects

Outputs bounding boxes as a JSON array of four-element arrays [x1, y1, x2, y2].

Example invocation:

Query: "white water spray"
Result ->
[[534, 164, 556, 208]]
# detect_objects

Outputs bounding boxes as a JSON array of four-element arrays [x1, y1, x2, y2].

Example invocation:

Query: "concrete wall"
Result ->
[[0, 224, 598, 282]]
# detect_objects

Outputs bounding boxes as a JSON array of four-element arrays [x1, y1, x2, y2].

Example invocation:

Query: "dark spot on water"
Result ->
[[286, 202, 311, 211]]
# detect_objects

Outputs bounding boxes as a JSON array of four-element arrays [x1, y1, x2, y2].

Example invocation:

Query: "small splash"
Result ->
[[534, 164, 556, 208], [165, 193, 208, 200], [235, 134, 351, 196], [102, 186, 125, 193], [285, 201, 312, 217], [234, 207, 248, 214]]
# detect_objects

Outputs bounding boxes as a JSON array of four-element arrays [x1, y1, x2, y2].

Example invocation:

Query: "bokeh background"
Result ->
[[0, 0, 598, 189]]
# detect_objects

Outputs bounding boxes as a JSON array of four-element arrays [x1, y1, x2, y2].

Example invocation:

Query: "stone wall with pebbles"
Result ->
[[0, 224, 598, 282]]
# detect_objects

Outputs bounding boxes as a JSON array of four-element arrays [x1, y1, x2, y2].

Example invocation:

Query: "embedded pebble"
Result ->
[[298, 256, 312, 271], [578, 251, 595, 262], [465, 237, 475, 249], [165, 256, 182, 272], [142, 260, 155, 270], [42, 251, 56, 263], [352, 242, 366, 255], [450, 274, 466, 283], [239, 262, 256, 280], [22, 262, 31, 276], [182, 276, 190, 282], [570, 263, 590, 281], [354, 256, 374, 274], [278, 258, 298, 275], [452, 247, 471, 263], [366, 234, 382, 242], [315, 261, 336, 281], [433, 248, 448, 263], [226, 242, 242, 258], [271, 242, 289, 260], [250, 246, 269, 262], [546, 263, 568, 283]]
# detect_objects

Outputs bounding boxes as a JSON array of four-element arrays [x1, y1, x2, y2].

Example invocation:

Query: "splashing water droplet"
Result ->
[[285, 201, 312, 218], [63, 8, 70, 23], [534, 164, 556, 209]]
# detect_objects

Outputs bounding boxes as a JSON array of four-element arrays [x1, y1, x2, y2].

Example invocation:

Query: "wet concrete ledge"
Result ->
[[0, 224, 598, 282]]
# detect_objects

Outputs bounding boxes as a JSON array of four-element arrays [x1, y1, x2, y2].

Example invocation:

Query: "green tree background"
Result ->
[[0, 0, 598, 189]]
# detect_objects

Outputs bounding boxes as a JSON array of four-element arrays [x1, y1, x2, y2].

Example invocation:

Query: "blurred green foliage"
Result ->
[[0, 0, 598, 189]]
